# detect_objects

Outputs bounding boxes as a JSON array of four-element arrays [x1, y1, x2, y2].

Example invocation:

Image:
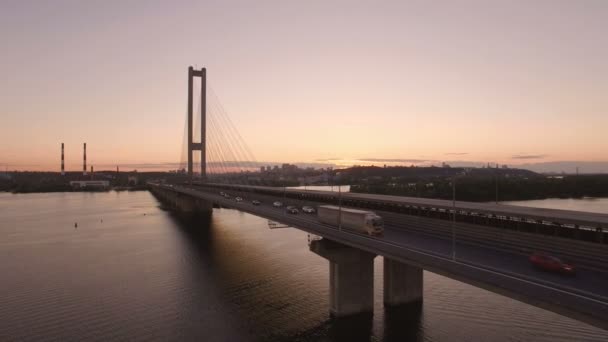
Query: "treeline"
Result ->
[[0, 172, 71, 193], [207, 175, 300, 187], [0, 171, 183, 193], [350, 174, 608, 202]]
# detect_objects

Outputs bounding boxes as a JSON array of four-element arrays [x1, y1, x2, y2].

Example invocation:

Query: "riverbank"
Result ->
[[350, 174, 608, 202], [2, 185, 149, 194]]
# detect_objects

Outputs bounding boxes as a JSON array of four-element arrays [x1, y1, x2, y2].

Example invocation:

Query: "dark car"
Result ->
[[286, 206, 299, 214], [529, 252, 576, 276], [252, 200, 261, 205]]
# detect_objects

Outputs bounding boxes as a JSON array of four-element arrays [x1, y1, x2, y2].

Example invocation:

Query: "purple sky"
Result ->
[[1, 1, 607, 172]]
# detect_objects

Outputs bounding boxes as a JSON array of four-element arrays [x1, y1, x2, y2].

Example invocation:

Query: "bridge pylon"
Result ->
[[187, 66, 206, 183]]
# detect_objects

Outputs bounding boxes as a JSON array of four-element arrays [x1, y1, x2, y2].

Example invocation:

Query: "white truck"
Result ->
[[317, 205, 384, 236]]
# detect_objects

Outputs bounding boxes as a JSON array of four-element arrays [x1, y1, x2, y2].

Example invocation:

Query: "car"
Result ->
[[302, 206, 316, 214], [219, 191, 225, 196], [529, 252, 576, 276], [286, 206, 299, 214], [224, 193, 231, 199], [273, 201, 283, 207], [235, 197, 243, 202], [252, 200, 261, 205]]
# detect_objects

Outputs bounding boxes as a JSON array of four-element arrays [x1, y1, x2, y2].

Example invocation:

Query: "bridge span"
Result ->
[[149, 182, 608, 330]]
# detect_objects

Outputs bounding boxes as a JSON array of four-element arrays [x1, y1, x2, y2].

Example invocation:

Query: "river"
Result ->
[[0, 191, 606, 341]]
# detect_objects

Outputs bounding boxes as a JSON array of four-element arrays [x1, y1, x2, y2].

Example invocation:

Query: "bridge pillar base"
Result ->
[[310, 239, 376, 317], [383, 258, 423, 307], [149, 186, 212, 214], [174, 195, 212, 213]]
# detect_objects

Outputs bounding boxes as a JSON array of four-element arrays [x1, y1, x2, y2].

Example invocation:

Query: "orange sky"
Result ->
[[1, 1, 607, 172]]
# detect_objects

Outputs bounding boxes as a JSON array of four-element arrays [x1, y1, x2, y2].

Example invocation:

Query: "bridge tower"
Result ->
[[187, 66, 206, 183]]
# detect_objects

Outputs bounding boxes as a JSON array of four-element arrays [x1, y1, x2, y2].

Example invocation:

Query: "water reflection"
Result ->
[[2, 192, 607, 341], [383, 303, 423, 342]]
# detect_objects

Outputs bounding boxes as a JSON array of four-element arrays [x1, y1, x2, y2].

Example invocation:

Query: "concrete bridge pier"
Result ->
[[149, 186, 212, 214], [383, 258, 423, 308], [175, 195, 212, 213], [310, 239, 377, 317]]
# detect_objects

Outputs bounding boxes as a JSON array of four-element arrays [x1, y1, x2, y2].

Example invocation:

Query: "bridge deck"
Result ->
[[151, 183, 608, 331], [207, 183, 608, 228]]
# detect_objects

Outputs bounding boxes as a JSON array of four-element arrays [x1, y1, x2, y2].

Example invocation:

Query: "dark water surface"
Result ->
[[1, 191, 607, 341]]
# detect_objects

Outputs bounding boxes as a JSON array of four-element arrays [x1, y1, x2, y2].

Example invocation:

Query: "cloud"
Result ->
[[315, 158, 342, 162], [96, 162, 182, 169], [356, 158, 435, 163], [445, 152, 468, 156], [511, 154, 548, 160]]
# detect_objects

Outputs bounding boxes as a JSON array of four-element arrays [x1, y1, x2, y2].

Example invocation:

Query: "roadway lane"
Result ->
[[204, 182, 608, 227], [194, 185, 608, 300]]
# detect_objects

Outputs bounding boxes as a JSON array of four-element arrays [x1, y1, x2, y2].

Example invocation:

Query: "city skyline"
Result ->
[[2, 1, 607, 172]]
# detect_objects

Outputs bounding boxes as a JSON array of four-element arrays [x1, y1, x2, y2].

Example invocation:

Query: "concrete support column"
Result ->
[[194, 198, 212, 212], [177, 195, 195, 212], [310, 239, 376, 317], [175, 195, 212, 213], [383, 258, 423, 307]]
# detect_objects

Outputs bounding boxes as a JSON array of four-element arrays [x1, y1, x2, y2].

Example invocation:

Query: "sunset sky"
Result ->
[[1, 1, 607, 172]]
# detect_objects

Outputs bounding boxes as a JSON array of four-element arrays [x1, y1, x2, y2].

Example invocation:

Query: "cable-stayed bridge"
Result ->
[[149, 66, 608, 330]]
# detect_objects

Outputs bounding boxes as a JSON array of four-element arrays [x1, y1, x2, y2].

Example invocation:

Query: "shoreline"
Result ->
[[1, 187, 148, 194]]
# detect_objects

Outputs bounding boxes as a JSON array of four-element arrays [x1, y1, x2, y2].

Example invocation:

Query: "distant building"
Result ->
[[128, 175, 138, 186], [69, 180, 110, 189], [260, 166, 266, 173]]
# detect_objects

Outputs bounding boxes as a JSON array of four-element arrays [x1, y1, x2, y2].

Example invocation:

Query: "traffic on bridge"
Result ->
[[150, 182, 608, 331]]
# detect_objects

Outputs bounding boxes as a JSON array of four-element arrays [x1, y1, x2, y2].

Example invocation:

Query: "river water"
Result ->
[[1, 191, 607, 341]]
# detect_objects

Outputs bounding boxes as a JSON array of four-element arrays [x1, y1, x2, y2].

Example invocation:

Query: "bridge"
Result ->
[[150, 66, 608, 331]]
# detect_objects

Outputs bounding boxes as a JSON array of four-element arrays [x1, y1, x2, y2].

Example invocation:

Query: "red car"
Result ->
[[529, 252, 576, 276]]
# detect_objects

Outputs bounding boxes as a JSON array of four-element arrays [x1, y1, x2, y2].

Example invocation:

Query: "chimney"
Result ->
[[91, 165, 94, 180], [61, 143, 65, 176], [83, 143, 87, 176]]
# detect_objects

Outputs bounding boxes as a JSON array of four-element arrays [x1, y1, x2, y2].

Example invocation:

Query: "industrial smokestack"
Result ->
[[61, 143, 65, 176], [83, 143, 87, 176], [91, 165, 94, 180]]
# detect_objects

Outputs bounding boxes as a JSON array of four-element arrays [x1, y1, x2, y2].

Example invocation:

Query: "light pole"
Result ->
[[283, 180, 286, 216], [452, 176, 456, 261], [495, 163, 499, 205], [338, 182, 342, 231]]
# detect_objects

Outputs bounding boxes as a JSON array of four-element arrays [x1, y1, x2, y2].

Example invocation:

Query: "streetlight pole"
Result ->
[[495, 163, 499, 205], [452, 176, 456, 261], [338, 178, 342, 231]]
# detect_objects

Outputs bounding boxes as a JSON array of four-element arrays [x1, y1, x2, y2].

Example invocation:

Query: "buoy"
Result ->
[[74, 222, 78, 228]]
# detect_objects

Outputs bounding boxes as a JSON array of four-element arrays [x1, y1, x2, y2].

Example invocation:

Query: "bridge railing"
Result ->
[[196, 182, 608, 245]]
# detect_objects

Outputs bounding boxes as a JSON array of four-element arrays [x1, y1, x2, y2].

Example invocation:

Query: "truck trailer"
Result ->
[[317, 205, 384, 236]]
